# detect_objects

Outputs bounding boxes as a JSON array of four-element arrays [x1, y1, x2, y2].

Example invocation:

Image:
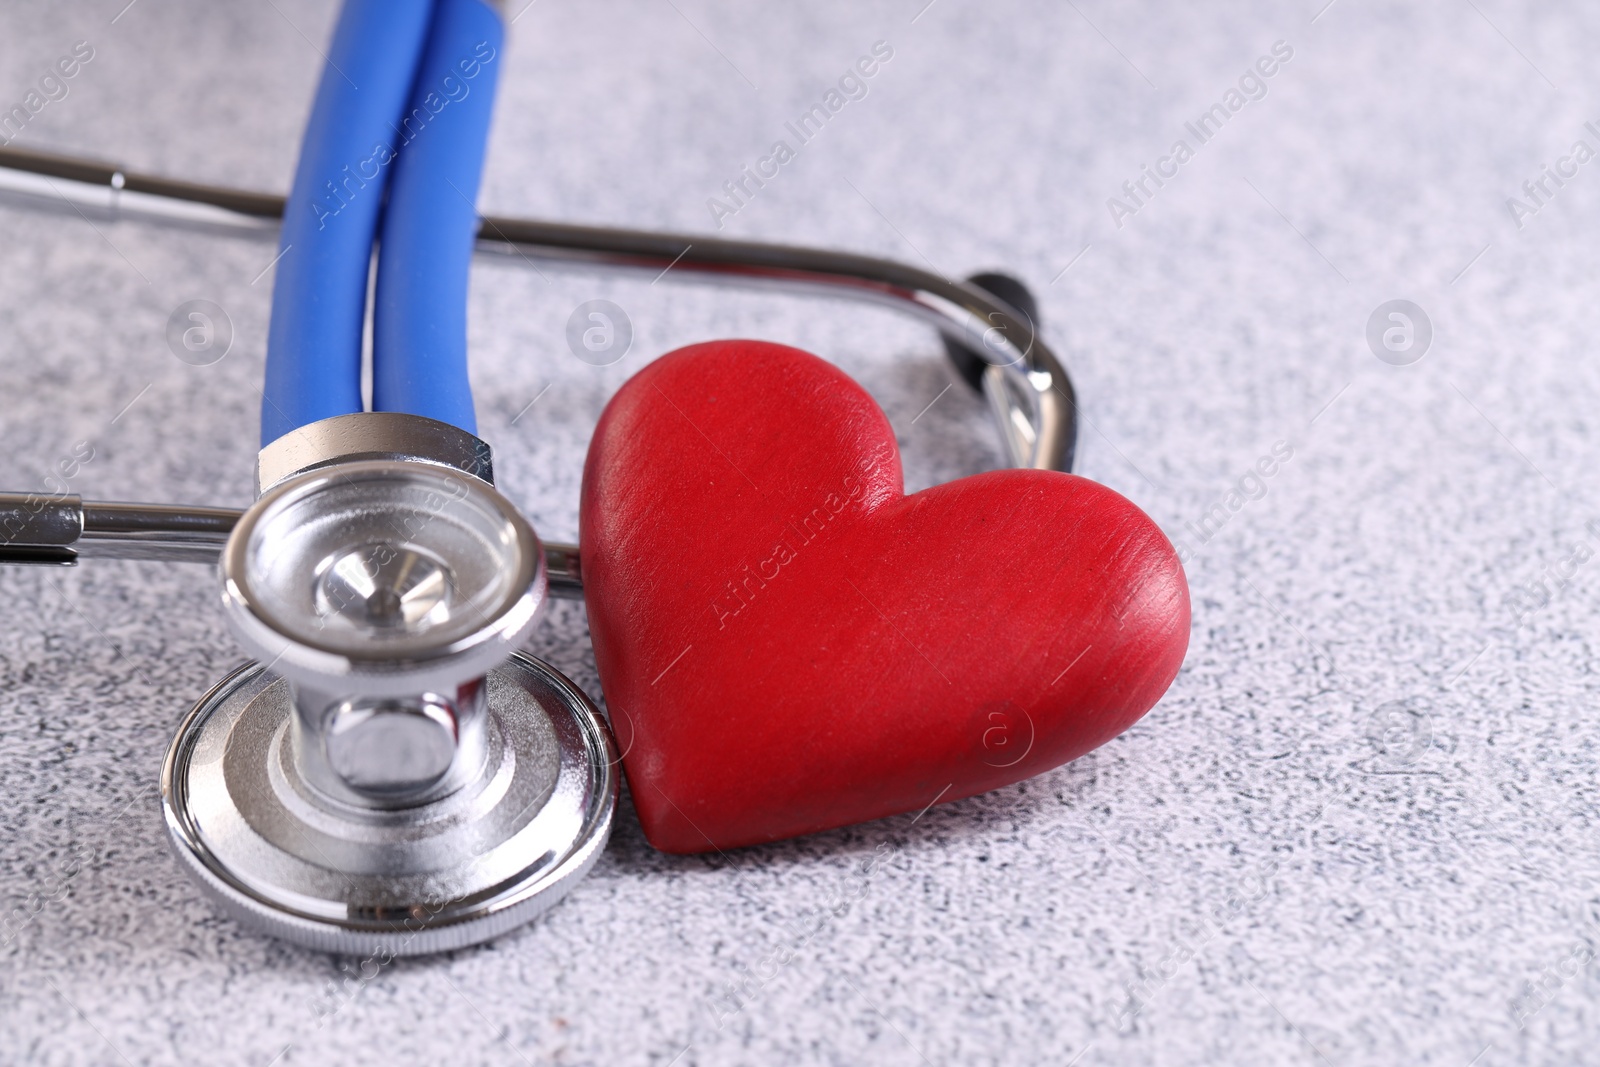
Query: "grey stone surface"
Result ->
[[3, 1, 1600, 1064]]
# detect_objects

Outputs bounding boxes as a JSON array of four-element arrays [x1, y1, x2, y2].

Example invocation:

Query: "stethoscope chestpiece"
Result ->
[[161, 413, 618, 956]]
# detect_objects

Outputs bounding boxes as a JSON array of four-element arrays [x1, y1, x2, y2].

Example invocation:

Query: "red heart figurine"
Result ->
[[579, 340, 1189, 853]]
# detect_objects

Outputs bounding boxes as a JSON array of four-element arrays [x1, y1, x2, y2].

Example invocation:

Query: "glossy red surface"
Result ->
[[580, 340, 1190, 853]]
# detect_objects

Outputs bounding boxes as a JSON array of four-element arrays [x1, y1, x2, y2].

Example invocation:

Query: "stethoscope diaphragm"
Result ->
[[158, 409, 618, 956], [162, 652, 616, 956]]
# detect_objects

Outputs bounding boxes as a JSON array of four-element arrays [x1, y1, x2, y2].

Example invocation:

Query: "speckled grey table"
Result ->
[[3, 1, 1600, 1064]]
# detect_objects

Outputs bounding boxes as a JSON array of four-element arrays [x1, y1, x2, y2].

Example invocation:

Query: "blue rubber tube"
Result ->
[[260, 0, 436, 447], [372, 0, 505, 434]]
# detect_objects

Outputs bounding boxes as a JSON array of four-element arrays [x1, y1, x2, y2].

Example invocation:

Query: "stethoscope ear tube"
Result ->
[[262, 0, 504, 447], [373, 0, 504, 435], [0, 141, 1076, 472], [260, 0, 436, 446]]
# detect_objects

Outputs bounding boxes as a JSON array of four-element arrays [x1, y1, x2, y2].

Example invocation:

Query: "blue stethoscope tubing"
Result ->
[[260, 0, 503, 446]]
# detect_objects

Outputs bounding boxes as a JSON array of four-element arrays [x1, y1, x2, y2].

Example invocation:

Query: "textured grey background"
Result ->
[[2, 0, 1599, 1064]]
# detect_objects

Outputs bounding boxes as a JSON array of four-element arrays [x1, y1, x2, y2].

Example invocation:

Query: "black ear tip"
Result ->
[[942, 272, 1040, 393], [964, 272, 1039, 325]]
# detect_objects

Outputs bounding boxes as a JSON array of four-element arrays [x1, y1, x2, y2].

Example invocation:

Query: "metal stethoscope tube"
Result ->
[[0, 143, 1078, 595], [0, 140, 1079, 590], [0, 142, 1076, 477]]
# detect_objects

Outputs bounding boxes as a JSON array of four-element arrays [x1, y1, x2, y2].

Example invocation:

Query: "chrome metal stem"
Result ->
[[293, 676, 491, 808], [0, 493, 585, 597], [0, 493, 238, 564], [0, 144, 1077, 586], [0, 144, 1076, 471]]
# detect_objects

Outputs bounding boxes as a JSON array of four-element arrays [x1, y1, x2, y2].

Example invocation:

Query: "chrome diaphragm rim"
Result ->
[[161, 652, 618, 957]]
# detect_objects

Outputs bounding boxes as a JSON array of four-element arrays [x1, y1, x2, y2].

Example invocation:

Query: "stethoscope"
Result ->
[[0, 0, 1076, 956]]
